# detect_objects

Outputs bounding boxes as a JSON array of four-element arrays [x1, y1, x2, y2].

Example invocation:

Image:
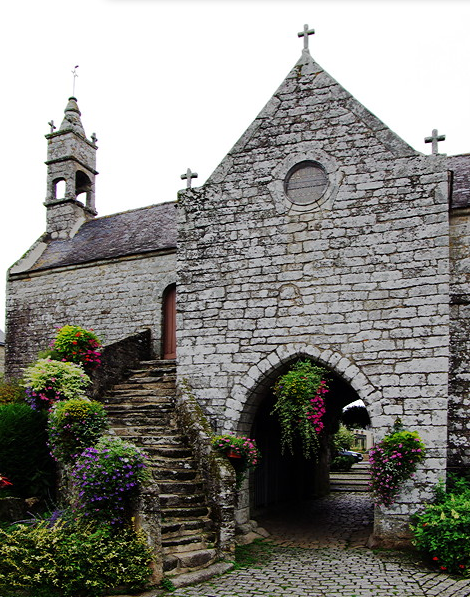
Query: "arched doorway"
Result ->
[[162, 284, 176, 360], [250, 358, 363, 515]]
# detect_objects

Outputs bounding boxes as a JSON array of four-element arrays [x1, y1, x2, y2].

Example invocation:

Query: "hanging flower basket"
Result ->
[[212, 434, 261, 488], [272, 360, 329, 459]]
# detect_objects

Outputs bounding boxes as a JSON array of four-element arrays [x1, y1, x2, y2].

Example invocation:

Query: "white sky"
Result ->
[[1, 0, 469, 331]]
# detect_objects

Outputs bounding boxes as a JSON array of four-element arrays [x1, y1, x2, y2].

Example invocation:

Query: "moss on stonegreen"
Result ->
[[178, 379, 213, 436]]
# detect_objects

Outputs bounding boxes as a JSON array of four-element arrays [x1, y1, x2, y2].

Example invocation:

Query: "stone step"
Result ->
[[108, 418, 177, 429], [162, 518, 212, 538], [117, 371, 176, 387], [330, 472, 369, 481], [112, 430, 185, 444], [152, 468, 198, 481], [112, 382, 176, 392], [161, 506, 210, 519], [158, 481, 204, 495], [169, 562, 234, 589], [160, 493, 206, 508], [162, 534, 214, 554], [330, 484, 370, 492], [145, 446, 193, 458], [127, 362, 176, 377], [105, 401, 173, 412], [163, 548, 217, 574], [104, 397, 175, 409], [107, 387, 176, 397], [148, 454, 196, 468]]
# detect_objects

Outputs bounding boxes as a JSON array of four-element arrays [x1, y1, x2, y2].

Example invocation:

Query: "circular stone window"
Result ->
[[284, 161, 328, 206]]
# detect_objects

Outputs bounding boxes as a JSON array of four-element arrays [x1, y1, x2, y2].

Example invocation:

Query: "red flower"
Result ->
[[432, 557, 439, 561]]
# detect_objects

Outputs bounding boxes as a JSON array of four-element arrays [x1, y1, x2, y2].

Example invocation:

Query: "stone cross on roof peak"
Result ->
[[425, 128, 446, 155], [181, 168, 198, 189], [298, 24, 315, 51]]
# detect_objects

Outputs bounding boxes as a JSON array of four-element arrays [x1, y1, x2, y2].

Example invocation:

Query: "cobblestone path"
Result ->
[[169, 493, 470, 597], [171, 546, 470, 597]]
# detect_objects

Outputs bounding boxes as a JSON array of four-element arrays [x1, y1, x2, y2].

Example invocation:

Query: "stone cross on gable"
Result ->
[[425, 129, 446, 155], [298, 24, 315, 51], [181, 168, 198, 189], [48, 120, 56, 134], [91, 132, 98, 144]]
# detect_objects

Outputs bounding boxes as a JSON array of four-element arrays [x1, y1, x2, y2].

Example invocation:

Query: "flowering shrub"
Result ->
[[411, 476, 470, 576], [48, 398, 109, 463], [369, 419, 426, 506], [23, 358, 91, 410], [212, 434, 260, 487], [0, 519, 154, 596], [272, 360, 328, 458], [70, 436, 151, 525], [49, 325, 102, 371]]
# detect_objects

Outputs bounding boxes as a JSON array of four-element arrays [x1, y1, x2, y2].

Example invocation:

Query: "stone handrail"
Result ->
[[176, 379, 236, 558], [91, 329, 152, 401]]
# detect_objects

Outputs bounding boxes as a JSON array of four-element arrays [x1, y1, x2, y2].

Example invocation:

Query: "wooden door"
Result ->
[[162, 285, 176, 359]]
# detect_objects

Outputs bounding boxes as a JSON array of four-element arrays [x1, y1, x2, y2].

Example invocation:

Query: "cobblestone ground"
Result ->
[[169, 493, 470, 597]]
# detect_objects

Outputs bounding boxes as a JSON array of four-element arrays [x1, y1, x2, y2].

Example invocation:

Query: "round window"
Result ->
[[284, 161, 328, 205]]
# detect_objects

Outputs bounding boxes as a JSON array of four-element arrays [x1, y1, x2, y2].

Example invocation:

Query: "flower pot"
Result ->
[[227, 449, 241, 459]]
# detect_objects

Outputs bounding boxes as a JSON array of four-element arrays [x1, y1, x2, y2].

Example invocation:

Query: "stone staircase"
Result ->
[[103, 359, 219, 580], [330, 461, 370, 492]]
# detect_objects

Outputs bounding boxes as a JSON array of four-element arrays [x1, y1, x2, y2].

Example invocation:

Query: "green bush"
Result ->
[[0, 519, 155, 596], [411, 477, 470, 576], [0, 376, 26, 405], [0, 403, 55, 498], [23, 358, 91, 410], [330, 454, 356, 472], [48, 398, 109, 463], [332, 424, 355, 453]]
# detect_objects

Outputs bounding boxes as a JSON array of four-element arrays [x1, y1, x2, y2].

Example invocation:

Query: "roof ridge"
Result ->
[[89, 200, 177, 223]]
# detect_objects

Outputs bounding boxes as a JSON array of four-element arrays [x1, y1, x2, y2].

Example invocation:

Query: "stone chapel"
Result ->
[[4, 31, 470, 554]]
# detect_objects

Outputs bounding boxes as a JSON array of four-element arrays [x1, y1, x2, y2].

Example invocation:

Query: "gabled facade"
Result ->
[[5, 43, 470, 540]]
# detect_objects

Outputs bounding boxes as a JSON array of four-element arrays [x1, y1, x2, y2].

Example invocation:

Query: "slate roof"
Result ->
[[449, 154, 470, 209], [30, 201, 176, 272], [0, 330, 5, 345]]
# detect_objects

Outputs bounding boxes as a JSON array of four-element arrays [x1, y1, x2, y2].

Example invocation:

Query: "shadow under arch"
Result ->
[[233, 346, 377, 516]]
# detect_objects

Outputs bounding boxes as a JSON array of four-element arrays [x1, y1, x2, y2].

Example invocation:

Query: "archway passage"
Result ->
[[249, 359, 374, 545], [250, 360, 363, 513], [162, 284, 176, 360]]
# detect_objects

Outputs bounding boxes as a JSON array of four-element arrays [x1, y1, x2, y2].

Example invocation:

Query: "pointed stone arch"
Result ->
[[225, 343, 380, 435]]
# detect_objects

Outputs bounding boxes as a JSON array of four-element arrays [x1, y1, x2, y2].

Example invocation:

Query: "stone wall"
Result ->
[[449, 209, 470, 470], [177, 53, 451, 537], [5, 251, 176, 377]]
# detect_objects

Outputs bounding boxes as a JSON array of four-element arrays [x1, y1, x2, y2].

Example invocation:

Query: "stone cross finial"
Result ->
[[48, 120, 56, 133], [91, 132, 98, 144], [181, 168, 198, 189], [425, 129, 446, 155], [298, 24, 315, 50]]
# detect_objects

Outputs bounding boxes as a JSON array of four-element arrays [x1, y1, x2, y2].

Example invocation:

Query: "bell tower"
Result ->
[[44, 97, 98, 239]]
